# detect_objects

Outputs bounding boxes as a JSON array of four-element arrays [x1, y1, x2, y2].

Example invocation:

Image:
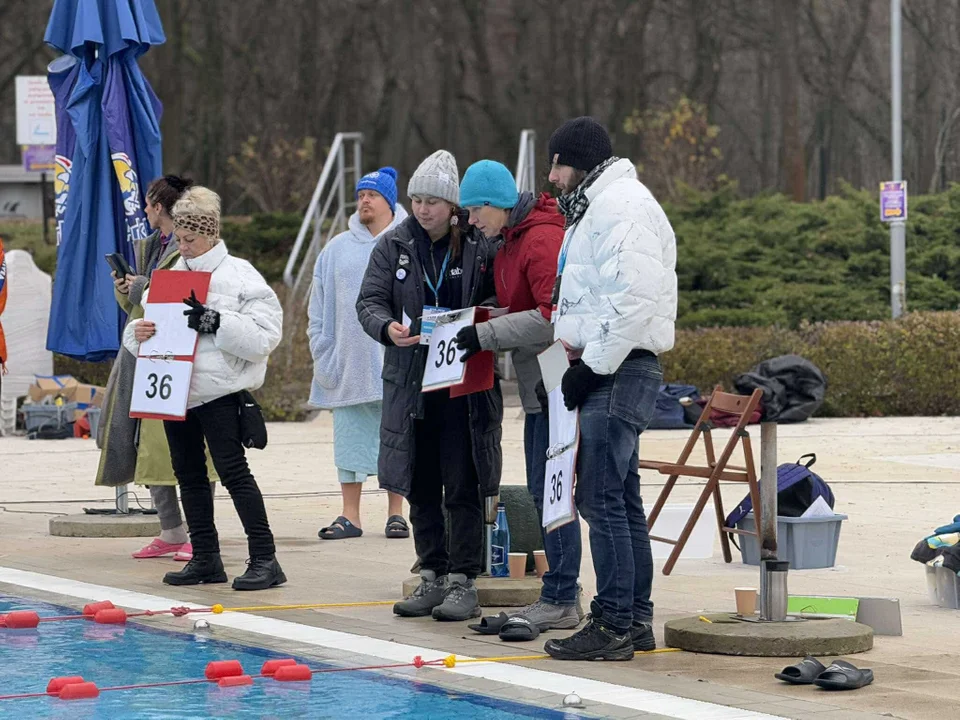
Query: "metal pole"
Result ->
[[890, 0, 906, 318], [758, 421, 779, 620], [116, 485, 129, 514]]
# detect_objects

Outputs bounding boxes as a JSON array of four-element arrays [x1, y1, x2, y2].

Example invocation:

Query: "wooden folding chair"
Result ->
[[642, 386, 763, 576]]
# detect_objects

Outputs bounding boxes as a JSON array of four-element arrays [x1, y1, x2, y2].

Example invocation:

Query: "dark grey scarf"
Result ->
[[556, 156, 620, 228]]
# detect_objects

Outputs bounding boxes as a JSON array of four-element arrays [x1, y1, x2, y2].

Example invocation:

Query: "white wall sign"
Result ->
[[16, 76, 57, 147]]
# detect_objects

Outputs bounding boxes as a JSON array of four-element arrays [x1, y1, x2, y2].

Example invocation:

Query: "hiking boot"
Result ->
[[631, 621, 656, 652], [432, 573, 481, 622], [514, 599, 582, 630], [544, 613, 633, 661], [394, 570, 446, 617], [163, 553, 228, 586], [232, 555, 287, 591]]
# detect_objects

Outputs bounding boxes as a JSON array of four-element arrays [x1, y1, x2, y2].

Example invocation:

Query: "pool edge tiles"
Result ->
[[0, 566, 787, 720]]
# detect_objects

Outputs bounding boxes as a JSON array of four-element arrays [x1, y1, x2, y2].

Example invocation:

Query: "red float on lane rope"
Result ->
[[4, 611, 40, 629], [94, 608, 127, 625], [82, 601, 115, 617], [46, 677, 85, 694], [205, 660, 243, 680], [218, 675, 253, 688], [273, 664, 312, 682], [58, 682, 99, 700], [260, 659, 297, 676]]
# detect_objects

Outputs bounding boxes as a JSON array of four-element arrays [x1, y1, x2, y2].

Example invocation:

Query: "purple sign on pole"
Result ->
[[880, 181, 907, 222], [22, 144, 56, 172]]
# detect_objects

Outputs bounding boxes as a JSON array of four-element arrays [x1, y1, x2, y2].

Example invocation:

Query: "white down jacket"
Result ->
[[124, 241, 283, 408], [553, 158, 677, 375]]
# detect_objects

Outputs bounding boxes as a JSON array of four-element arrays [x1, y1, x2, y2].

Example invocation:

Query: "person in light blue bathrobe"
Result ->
[[308, 167, 409, 540]]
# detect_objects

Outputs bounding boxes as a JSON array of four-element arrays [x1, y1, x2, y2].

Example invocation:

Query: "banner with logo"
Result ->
[[103, 54, 163, 266]]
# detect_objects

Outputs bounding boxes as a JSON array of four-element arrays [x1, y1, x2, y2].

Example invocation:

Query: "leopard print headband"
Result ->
[[173, 212, 220, 239]]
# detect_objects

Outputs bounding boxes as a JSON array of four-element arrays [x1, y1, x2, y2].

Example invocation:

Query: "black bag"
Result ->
[[238, 391, 267, 449]]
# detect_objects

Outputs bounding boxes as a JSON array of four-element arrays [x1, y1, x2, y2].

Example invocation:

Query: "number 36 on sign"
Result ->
[[129, 358, 194, 420]]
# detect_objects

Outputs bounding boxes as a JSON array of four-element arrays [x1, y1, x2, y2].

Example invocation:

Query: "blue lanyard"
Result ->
[[424, 248, 451, 305]]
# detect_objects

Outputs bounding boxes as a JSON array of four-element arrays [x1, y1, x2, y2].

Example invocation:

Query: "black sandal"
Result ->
[[385, 515, 409, 539], [775, 656, 827, 685], [813, 660, 874, 690], [318, 516, 363, 540]]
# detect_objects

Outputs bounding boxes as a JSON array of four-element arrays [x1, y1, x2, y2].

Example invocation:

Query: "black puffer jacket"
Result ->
[[356, 215, 503, 498]]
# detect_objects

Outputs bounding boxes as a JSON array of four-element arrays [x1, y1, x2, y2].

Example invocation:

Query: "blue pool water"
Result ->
[[0, 596, 576, 719]]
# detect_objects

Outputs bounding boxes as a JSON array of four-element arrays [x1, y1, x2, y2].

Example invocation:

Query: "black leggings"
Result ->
[[163, 393, 275, 558]]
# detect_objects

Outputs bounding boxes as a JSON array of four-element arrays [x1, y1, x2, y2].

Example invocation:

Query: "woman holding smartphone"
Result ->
[[357, 150, 503, 622]]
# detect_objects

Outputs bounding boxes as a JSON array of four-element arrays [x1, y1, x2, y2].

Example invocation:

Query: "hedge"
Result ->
[[662, 311, 960, 416]]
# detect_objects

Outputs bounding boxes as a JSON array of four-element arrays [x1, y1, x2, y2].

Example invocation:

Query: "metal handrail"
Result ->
[[283, 132, 363, 291], [514, 129, 537, 193]]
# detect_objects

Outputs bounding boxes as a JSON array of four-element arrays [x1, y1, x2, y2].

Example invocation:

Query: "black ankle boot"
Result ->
[[232, 555, 287, 591], [163, 553, 228, 586]]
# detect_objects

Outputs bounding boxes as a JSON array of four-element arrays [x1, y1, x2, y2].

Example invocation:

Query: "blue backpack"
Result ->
[[725, 454, 835, 528], [647, 384, 700, 430]]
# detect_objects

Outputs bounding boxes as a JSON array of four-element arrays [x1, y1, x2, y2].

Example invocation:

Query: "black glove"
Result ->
[[534, 379, 549, 415], [183, 290, 220, 334], [454, 325, 482, 362], [561, 361, 599, 411]]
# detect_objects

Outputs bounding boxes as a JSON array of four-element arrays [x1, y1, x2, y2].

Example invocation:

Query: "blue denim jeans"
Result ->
[[524, 411, 582, 606], [574, 354, 662, 633]]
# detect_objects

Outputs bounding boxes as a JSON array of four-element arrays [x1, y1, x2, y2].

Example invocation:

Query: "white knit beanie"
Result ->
[[407, 150, 460, 205]]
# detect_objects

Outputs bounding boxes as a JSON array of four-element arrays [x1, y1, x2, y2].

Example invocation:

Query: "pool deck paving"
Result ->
[[2, 411, 959, 719]]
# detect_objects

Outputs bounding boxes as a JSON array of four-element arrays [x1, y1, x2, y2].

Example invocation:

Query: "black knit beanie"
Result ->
[[548, 117, 613, 172]]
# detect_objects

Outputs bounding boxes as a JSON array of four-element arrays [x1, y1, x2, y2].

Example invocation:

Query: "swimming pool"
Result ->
[[0, 595, 579, 719]]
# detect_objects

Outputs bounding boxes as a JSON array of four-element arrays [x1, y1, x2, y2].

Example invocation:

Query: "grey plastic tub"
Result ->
[[925, 565, 960, 608], [21, 403, 78, 433], [736, 512, 848, 570]]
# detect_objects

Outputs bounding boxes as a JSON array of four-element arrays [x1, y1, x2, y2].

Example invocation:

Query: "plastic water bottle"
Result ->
[[490, 502, 510, 577]]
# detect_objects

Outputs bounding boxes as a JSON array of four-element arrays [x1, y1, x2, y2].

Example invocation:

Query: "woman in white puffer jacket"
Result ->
[[124, 186, 285, 592]]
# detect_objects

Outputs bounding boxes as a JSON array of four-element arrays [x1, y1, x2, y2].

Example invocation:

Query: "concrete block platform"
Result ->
[[49, 513, 161, 538], [665, 612, 874, 656], [402, 575, 542, 607]]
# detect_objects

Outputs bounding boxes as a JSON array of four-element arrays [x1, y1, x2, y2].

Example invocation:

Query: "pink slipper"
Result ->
[[173, 543, 193, 562], [132, 539, 185, 559]]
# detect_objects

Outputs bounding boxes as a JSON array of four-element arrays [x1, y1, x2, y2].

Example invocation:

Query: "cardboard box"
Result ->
[[27, 375, 78, 403], [70, 383, 105, 408]]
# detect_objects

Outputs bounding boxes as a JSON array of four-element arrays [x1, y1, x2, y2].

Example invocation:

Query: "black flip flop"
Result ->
[[318, 516, 363, 540], [813, 660, 874, 690], [775, 656, 827, 685], [468, 612, 509, 635], [385, 515, 410, 539], [498, 616, 541, 642]]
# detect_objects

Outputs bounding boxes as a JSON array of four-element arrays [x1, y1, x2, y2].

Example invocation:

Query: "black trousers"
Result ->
[[409, 390, 484, 579], [163, 393, 275, 558]]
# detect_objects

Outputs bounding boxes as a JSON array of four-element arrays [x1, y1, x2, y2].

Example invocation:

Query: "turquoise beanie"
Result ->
[[459, 160, 519, 209]]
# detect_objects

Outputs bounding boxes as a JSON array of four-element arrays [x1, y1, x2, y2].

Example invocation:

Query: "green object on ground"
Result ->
[[788, 596, 860, 618]]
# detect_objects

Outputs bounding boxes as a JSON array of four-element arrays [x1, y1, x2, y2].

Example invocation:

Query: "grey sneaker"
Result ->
[[514, 599, 582, 630], [432, 573, 481, 621], [394, 570, 446, 617]]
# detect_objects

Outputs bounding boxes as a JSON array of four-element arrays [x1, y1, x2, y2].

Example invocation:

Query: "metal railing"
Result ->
[[515, 129, 537, 194], [283, 132, 364, 300]]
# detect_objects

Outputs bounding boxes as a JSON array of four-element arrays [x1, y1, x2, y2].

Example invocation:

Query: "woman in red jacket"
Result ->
[[456, 160, 584, 639]]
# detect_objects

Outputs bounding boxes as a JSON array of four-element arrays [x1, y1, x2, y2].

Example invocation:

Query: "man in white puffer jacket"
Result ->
[[542, 117, 677, 662]]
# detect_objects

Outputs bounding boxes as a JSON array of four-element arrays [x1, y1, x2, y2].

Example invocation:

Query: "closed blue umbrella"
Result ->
[[44, 0, 165, 361]]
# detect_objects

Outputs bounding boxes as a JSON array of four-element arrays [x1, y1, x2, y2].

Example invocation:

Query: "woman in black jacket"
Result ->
[[357, 150, 502, 622]]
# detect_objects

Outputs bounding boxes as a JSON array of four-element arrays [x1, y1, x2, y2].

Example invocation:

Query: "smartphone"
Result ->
[[105, 253, 134, 278]]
